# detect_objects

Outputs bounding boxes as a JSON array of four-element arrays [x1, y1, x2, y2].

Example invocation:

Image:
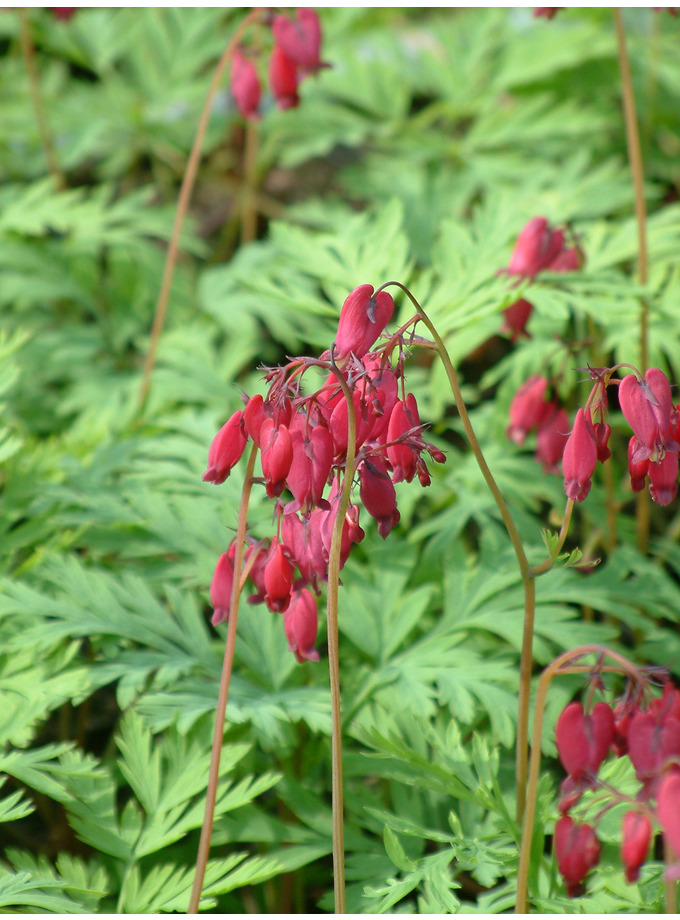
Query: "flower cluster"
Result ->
[[554, 679, 680, 897], [230, 8, 326, 119], [506, 374, 570, 474], [507, 365, 680, 507], [500, 216, 582, 342], [204, 283, 445, 662]]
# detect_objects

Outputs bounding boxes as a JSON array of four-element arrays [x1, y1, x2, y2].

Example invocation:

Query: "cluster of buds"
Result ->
[[508, 365, 680, 507], [553, 678, 680, 897], [204, 283, 446, 662], [230, 8, 326, 119], [506, 375, 570, 474], [500, 217, 582, 342]]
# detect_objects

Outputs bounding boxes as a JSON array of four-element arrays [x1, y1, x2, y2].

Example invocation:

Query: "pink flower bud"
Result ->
[[502, 298, 534, 342], [359, 456, 400, 539], [508, 217, 565, 279], [272, 8, 324, 74], [562, 408, 598, 502], [283, 588, 320, 663], [555, 701, 615, 782], [263, 539, 294, 613], [554, 816, 601, 898], [230, 50, 261, 120], [334, 284, 395, 360], [507, 375, 550, 445], [592, 420, 611, 463], [269, 46, 299, 110], [203, 411, 248, 484], [210, 545, 236, 625], [260, 419, 294, 498], [535, 406, 570, 473], [621, 811, 652, 883]]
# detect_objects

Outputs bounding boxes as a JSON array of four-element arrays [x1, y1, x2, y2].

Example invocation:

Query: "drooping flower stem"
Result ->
[[188, 443, 259, 914], [515, 645, 646, 913], [380, 282, 538, 821], [324, 354, 358, 915], [137, 9, 263, 410], [17, 8, 66, 191], [614, 8, 651, 553]]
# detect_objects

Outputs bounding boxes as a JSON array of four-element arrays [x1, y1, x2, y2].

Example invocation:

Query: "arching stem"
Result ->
[[188, 442, 258, 914], [379, 281, 539, 822]]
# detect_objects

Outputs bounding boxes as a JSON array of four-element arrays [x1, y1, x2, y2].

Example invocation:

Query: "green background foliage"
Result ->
[[0, 6, 679, 912]]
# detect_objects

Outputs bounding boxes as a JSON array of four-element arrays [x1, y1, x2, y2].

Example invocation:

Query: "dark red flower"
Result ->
[[507, 375, 550, 446], [263, 538, 294, 613], [628, 436, 649, 493], [555, 701, 615, 781], [286, 419, 334, 512], [502, 298, 534, 342], [283, 588, 320, 662], [260, 419, 294, 498], [386, 393, 421, 484], [203, 411, 248, 484], [619, 369, 674, 463], [359, 455, 400, 539], [508, 217, 565, 279], [269, 46, 299, 110], [649, 451, 679, 507], [554, 816, 601, 897], [535, 406, 570, 473], [230, 50, 261, 120], [621, 811, 652, 883], [272, 8, 324, 74], [210, 544, 236, 625], [562, 408, 598, 502], [334, 284, 395, 361]]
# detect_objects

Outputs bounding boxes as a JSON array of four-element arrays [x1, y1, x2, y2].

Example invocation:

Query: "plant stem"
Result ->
[[382, 282, 540, 822], [614, 8, 651, 553], [188, 443, 258, 914], [515, 645, 646, 913], [137, 10, 261, 410], [665, 838, 678, 914], [240, 119, 259, 245], [324, 357, 358, 915], [529, 499, 574, 577], [17, 8, 66, 190]]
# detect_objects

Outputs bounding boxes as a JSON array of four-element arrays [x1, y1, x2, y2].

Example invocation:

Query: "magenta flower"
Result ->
[[562, 408, 598, 502], [210, 545, 236, 625], [386, 393, 421, 484], [269, 46, 299, 110], [535, 406, 570, 473], [359, 455, 400, 539], [263, 539, 294, 613], [657, 772, 680, 862], [502, 297, 534, 342], [272, 8, 324, 74], [555, 701, 615, 782], [621, 812, 652, 884], [283, 588, 320, 662], [334, 285, 395, 360], [508, 217, 565, 279], [619, 369, 674, 463], [203, 411, 248, 484], [507, 375, 550, 446], [230, 50, 261, 120], [260, 419, 294, 498], [555, 816, 601, 898]]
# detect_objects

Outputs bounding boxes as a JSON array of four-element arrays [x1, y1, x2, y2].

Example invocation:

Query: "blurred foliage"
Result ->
[[0, 5, 679, 913]]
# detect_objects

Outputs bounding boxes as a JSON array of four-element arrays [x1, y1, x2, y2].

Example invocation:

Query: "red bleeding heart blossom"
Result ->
[[507, 375, 550, 445], [657, 771, 680, 860], [621, 811, 652, 883], [334, 284, 395, 360], [507, 217, 565, 279], [283, 588, 320, 663], [230, 49, 261, 120], [359, 455, 400, 539], [269, 45, 299, 110], [555, 701, 615, 782], [260, 419, 294, 498], [210, 544, 236, 626], [619, 369, 675, 464], [535, 406, 570, 473], [203, 411, 248, 484], [562, 408, 598, 502], [555, 816, 601, 897], [263, 538, 294, 613], [272, 8, 324, 74], [502, 298, 534, 342]]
